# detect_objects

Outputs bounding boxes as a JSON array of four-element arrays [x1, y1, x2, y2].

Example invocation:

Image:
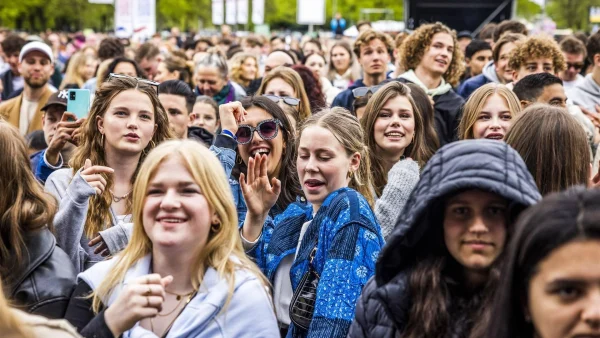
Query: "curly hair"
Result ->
[[291, 64, 326, 113], [507, 36, 566, 74], [400, 22, 465, 87], [353, 29, 394, 58], [229, 52, 258, 88]]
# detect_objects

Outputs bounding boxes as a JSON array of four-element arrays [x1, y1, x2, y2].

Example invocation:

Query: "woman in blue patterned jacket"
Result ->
[[241, 107, 384, 337]]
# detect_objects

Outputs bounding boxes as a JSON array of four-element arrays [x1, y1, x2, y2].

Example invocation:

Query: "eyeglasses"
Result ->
[[108, 73, 160, 91], [566, 62, 585, 71], [235, 119, 282, 144], [263, 94, 300, 106], [352, 85, 382, 98]]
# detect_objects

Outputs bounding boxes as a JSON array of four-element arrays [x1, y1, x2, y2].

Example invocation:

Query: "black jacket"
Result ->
[[348, 139, 542, 338], [187, 126, 214, 147], [397, 78, 464, 146], [1, 68, 16, 100], [9, 228, 77, 319], [331, 78, 366, 112]]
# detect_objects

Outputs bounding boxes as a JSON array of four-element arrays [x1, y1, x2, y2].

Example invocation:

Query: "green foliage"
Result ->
[[547, 0, 600, 31], [516, 0, 543, 20]]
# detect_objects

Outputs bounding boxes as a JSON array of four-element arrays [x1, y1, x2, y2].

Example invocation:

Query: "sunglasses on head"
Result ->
[[236, 119, 283, 145], [263, 94, 300, 106], [352, 85, 382, 98], [108, 73, 160, 91], [566, 62, 584, 71]]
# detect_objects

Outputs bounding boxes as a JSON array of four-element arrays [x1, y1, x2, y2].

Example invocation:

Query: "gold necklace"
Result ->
[[150, 291, 196, 336], [165, 289, 195, 301], [110, 189, 132, 202]]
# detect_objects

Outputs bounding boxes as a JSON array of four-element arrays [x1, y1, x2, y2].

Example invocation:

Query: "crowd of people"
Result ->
[[1, 17, 600, 338]]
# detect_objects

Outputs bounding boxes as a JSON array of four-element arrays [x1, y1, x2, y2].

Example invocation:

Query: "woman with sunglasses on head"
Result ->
[[360, 82, 428, 240], [348, 139, 541, 338], [45, 76, 174, 273], [241, 107, 384, 337], [64, 140, 279, 338], [256, 66, 312, 124], [194, 48, 246, 105], [485, 187, 600, 338]]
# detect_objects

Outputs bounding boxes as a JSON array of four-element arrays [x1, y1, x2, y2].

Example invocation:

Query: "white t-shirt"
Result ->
[[563, 74, 584, 92], [19, 96, 38, 135], [12, 76, 24, 93]]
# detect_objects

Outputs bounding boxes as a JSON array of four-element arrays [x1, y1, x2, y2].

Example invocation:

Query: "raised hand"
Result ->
[[104, 274, 173, 337], [46, 112, 85, 166], [81, 158, 114, 195], [218, 101, 247, 134]]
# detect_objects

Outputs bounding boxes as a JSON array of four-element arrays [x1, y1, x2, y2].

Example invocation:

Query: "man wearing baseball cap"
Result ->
[[30, 89, 84, 183], [0, 41, 56, 135]]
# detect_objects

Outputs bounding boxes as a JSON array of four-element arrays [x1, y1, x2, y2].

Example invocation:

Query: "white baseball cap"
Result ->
[[19, 41, 54, 64]]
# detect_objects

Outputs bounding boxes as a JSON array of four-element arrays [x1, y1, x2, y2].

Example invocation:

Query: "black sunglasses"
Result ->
[[108, 73, 160, 91], [263, 94, 300, 106], [236, 119, 282, 145], [566, 62, 584, 71], [352, 85, 382, 98]]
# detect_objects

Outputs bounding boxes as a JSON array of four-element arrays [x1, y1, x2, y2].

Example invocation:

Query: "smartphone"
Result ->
[[67, 89, 91, 119]]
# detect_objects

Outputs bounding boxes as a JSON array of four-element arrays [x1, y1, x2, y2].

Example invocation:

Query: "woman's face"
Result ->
[[264, 77, 296, 98], [472, 94, 513, 140], [417, 32, 454, 77], [241, 57, 258, 81], [297, 126, 360, 210], [331, 46, 351, 72], [143, 155, 215, 253], [81, 58, 97, 81], [496, 42, 517, 83], [194, 66, 227, 97], [444, 190, 508, 275], [191, 102, 220, 133], [154, 62, 179, 83], [237, 107, 285, 178], [528, 240, 600, 338], [113, 61, 137, 77], [97, 89, 157, 155], [373, 95, 415, 160], [305, 54, 326, 78]]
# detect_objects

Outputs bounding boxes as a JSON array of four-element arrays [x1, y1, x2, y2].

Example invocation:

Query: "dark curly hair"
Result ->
[[400, 22, 465, 87], [291, 64, 326, 113]]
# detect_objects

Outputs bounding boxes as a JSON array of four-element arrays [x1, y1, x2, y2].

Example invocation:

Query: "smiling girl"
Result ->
[[45, 76, 173, 272]]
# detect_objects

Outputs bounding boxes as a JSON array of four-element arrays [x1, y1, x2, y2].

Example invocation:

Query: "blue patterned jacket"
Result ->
[[284, 188, 384, 338]]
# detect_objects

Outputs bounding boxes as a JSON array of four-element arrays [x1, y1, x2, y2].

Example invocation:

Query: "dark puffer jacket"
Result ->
[[347, 139, 541, 338]]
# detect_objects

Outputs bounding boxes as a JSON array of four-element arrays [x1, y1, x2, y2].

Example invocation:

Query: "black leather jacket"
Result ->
[[9, 228, 77, 319]]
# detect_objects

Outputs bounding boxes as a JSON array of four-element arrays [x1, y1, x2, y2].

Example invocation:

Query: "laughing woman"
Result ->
[[45, 76, 173, 272]]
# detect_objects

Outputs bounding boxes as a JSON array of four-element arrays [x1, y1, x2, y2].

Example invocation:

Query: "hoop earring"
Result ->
[[348, 170, 354, 179], [100, 133, 104, 146], [150, 139, 156, 148], [211, 223, 221, 232]]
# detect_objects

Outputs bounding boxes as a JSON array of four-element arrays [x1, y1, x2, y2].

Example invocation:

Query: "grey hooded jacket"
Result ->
[[348, 139, 542, 338], [567, 73, 600, 111]]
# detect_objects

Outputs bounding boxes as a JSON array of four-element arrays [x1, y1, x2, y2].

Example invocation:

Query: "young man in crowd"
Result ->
[[134, 43, 160, 80], [458, 33, 525, 98], [0, 34, 26, 100], [0, 41, 56, 135], [568, 31, 600, 112], [559, 36, 587, 90], [463, 39, 493, 80], [30, 89, 83, 183], [508, 35, 566, 86], [332, 29, 393, 112], [246, 49, 295, 95], [457, 31, 473, 54], [478, 23, 497, 47], [356, 21, 372, 34]]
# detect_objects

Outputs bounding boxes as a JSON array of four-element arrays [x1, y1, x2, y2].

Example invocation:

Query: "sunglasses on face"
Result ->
[[108, 73, 160, 91], [236, 119, 282, 144], [566, 62, 584, 71], [263, 94, 300, 106], [352, 85, 382, 98]]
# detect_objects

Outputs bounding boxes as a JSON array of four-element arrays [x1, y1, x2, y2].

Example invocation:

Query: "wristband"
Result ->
[[221, 129, 237, 141]]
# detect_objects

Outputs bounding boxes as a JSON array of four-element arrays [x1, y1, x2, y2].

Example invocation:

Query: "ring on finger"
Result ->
[[145, 286, 151, 296]]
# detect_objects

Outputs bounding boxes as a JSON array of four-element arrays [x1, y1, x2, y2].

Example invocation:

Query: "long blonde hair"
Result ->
[[458, 83, 522, 140], [257, 66, 312, 121], [0, 279, 33, 338], [229, 53, 258, 88], [69, 77, 174, 239], [360, 82, 425, 197], [92, 140, 270, 312], [298, 107, 375, 207], [60, 52, 95, 89]]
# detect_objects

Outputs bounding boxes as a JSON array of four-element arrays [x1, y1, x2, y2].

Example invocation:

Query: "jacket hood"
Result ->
[[482, 61, 500, 83], [376, 139, 541, 285], [187, 126, 214, 147], [578, 74, 600, 96]]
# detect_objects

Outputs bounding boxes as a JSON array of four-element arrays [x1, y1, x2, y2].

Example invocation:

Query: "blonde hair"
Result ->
[[298, 108, 375, 207], [458, 83, 522, 140], [69, 77, 174, 239], [360, 82, 426, 197], [92, 140, 270, 312], [257, 66, 312, 121], [229, 53, 258, 88], [0, 279, 33, 338], [60, 52, 96, 89]]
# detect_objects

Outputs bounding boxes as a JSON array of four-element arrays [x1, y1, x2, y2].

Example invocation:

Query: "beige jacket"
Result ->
[[11, 309, 82, 338]]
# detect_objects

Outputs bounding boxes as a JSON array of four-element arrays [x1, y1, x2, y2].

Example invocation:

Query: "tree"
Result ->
[[547, 0, 600, 31], [516, 0, 543, 20]]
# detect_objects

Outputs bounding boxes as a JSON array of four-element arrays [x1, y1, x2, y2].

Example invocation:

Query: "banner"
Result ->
[[212, 0, 224, 25], [114, 0, 155, 39], [591, 7, 600, 24], [252, 0, 264, 25], [226, 0, 237, 25], [237, 0, 248, 25], [297, 0, 325, 25]]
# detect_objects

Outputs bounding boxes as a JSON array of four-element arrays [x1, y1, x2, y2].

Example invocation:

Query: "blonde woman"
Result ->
[[65, 140, 278, 338], [229, 52, 258, 90], [458, 83, 521, 140], [256, 66, 312, 123], [45, 76, 173, 273], [60, 52, 97, 89]]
